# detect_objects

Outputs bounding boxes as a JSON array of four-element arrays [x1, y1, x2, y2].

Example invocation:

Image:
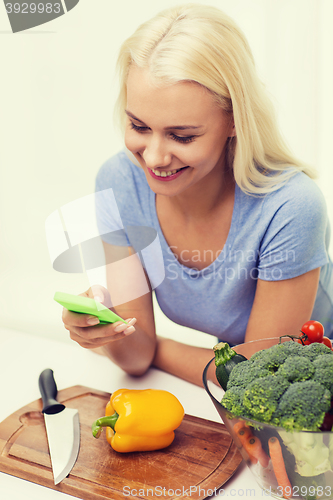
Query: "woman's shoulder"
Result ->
[[262, 171, 327, 217]]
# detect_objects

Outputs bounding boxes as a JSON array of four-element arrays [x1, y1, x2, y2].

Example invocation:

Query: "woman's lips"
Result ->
[[147, 166, 190, 181]]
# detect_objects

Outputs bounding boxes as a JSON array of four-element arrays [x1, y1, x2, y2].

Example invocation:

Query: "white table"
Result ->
[[0, 327, 262, 499]]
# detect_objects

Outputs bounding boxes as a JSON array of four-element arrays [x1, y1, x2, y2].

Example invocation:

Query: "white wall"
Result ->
[[0, 0, 332, 344]]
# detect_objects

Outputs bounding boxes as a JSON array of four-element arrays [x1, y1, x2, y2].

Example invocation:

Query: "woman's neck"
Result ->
[[158, 164, 235, 222]]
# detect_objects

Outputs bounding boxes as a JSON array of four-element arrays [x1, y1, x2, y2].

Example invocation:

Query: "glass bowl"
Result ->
[[203, 338, 333, 500]]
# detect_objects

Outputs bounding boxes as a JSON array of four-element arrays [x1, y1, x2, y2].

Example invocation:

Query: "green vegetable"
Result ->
[[213, 342, 247, 390], [219, 338, 333, 494], [253, 342, 303, 371], [276, 356, 315, 382], [220, 386, 251, 417], [226, 360, 271, 389], [313, 355, 333, 393], [273, 381, 331, 432], [243, 375, 290, 423], [302, 342, 333, 361], [222, 341, 333, 431]]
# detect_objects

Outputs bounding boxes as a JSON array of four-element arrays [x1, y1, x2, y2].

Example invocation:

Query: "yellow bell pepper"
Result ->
[[92, 388, 184, 453]]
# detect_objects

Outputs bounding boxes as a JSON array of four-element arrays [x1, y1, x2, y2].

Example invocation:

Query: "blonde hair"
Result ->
[[115, 3, 316, 195]]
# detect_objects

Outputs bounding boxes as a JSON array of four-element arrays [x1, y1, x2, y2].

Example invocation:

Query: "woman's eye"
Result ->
[[130, 121, 196, 144], [171, 134, 195, 144], [130, 122, 148, 133]]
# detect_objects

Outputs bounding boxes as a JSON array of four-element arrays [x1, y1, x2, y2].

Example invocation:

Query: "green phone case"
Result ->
[[54, 292, 127, 325]]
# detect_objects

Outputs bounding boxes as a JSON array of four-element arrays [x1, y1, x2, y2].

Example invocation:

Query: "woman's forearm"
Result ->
[[152, 336, 217, 387], [101, 324, 156, 377]]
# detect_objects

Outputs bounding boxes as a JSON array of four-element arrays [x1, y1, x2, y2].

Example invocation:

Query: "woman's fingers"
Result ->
[[113, 318, 137, 334], [60, 284, 137, 349], [64, 317, 137, 348], [69, 330, 131, 348], [62, 308, 100, 327]]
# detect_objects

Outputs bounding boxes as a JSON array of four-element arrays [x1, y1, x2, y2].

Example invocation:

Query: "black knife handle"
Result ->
[[39, 369, 66, 415]]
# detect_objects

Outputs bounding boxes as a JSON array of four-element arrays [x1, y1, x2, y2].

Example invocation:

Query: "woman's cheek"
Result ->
[[124, 130, 138, 154]]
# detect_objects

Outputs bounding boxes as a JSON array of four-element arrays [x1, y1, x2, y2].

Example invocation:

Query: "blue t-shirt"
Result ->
[[95, 150, 333, 344]]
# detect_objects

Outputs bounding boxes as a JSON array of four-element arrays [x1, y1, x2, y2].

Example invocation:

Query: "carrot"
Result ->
[[233, 421, 250, 433], [235, 426, 257, 464], [245, 436, 270, 468], [268, 437, 292, 499], [236, 426, 252, 441]]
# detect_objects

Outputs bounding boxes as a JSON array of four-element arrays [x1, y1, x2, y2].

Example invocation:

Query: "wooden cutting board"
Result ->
[[0, 386, 242, 500]]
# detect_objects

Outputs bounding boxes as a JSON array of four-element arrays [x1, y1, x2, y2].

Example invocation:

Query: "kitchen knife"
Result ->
[[38, 369, 80, 485]]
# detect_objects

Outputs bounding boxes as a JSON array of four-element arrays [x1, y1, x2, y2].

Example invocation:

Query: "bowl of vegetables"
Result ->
[[203, 322, 333, 500]]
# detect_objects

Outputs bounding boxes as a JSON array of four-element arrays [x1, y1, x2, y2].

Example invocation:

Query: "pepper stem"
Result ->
[[213, 342, 236, 367], [92, 412, 119, 439]]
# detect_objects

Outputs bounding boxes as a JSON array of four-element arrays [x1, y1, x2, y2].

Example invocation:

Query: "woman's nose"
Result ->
[[141, 137, 172, 169]]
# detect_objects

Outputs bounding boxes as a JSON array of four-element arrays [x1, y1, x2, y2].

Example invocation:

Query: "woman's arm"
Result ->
[[244, 267, 321, 342], [100, 293, 156, 377], [152, 269, 321, 385], [62, 242, 156, 376], [152, 337, 217, 387], [101, 243, 217, 383], [62, 241, 217, 383]]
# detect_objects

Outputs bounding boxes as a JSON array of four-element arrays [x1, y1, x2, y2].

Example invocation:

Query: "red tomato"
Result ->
[[300, 320, 324, 344], [321, 336, 332, 349]]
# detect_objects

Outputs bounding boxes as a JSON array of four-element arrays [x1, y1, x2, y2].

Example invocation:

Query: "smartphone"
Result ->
[[54, 291, 127, 325]]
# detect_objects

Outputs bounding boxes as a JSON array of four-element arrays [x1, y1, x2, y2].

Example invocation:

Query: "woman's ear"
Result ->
[[229, 121, 236, 137]]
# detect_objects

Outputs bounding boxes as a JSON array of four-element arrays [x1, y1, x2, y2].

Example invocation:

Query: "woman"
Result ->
[[63, 4, 333, 387]]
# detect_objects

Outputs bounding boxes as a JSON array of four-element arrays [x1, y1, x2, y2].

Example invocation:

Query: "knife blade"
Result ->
[[38, 368, 80, 485]]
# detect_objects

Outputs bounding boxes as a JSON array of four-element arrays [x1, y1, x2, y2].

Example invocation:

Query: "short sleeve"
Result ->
[[258, 176, 329, 281], [95, 156, 131, 246]]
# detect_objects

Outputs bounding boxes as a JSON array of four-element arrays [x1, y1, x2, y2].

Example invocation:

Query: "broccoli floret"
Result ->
[[274, 380, 331, 431], [243, 375, 290, 423], [275, 341, 305, 355], [302, 342, 333, 361], [226, 360, 271, 389], [250, 341, 304, 372], [276, 356, 315, 382], [314, 354, 333, 366], [313, 356, 333, 394], [250, 348, 269, 363], [221, 386, 250, 417]]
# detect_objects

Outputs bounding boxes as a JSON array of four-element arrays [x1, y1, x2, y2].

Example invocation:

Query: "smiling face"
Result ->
[[124, 66, 235, 197]]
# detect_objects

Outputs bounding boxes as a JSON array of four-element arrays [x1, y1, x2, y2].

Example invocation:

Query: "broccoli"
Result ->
[[242, 375, 290, 423], [220, 339, 333, 434], [226, 360, 271, 389], [314, 354, 333, 366], [313, 355, 333, 393], [276, 355, 315, 382], [251, 341, 304, 372], [271, 340, 305, 357], [302, 342, 333, 361], [221, 386, 251, 417], [273, 380, 331, 431]]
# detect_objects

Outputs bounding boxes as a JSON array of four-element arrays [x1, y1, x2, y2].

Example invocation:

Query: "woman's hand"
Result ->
[[62, 285, 137, 349]]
